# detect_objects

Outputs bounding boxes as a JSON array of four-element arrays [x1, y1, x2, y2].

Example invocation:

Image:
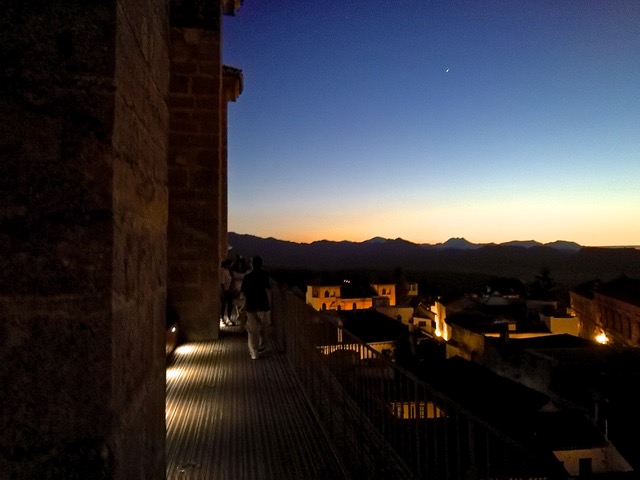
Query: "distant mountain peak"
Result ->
[[502, 240, 543, 248], [436, 237, 482, 250], [544, 240, 582, 252], [364, 236, 388, 244]]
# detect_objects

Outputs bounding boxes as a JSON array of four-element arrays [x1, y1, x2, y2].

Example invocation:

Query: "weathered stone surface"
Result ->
[[1, 0, 239, 476], [170, 0, 222, 31], [168, 27, 223, 341], [0, 296, 112, 479], [111, 2, 169, 478], [0, 1, 169, 478]]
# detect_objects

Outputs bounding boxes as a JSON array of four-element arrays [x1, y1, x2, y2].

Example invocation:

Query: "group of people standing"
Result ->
[[220, 255, 271, 360]]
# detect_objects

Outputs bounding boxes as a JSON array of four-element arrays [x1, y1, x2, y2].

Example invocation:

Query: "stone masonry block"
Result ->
[[191, 75, 219, 95], [170, 74, 191, 94], [189, 167, 217, 189], [168, 96, 195, 109]]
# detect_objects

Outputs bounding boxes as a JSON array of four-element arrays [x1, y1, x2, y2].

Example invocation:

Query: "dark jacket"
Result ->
[[241, 267, 271, 312]]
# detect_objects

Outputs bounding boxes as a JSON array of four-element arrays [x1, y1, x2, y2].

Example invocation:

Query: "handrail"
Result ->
[[270, 280, 566, 480]]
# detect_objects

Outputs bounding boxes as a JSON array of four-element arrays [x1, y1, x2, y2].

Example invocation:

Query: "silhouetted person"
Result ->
[[241, 256, 271, 360]]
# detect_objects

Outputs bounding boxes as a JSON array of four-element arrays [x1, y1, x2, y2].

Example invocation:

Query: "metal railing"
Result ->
[[270, 281, 566, 480]]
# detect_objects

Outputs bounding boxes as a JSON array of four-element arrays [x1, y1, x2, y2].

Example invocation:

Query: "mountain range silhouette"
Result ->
[[228, 232, 640, 286]]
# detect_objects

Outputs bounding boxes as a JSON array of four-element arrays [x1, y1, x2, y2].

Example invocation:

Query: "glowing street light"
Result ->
[[595, 331, 609, 345]]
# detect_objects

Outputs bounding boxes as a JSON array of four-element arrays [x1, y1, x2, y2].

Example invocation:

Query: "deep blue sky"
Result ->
[[223, 0, 640, 246]]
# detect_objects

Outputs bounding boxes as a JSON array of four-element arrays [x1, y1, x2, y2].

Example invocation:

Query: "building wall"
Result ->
[[376, 306, 415, 324], [337, 297, 373, 310], [570, 290, 599, 342], [432, 301, 452, 340], [167, 20, 223, 341], [483, 344, 556, 398], [554, 446, 632, 476], [372, 283, 396, 306], [542, 315, 580, 336], [445, 326, 487, 362], [596, 293, 640, 347], [0, 1, 168, 478], [112, 2, 169, 477], [571, 288, 640, 347], [307, 284, 397, 311], [413, 314, 436, 336], [221, 66, 242, 255], [306, 285, 341, 311]]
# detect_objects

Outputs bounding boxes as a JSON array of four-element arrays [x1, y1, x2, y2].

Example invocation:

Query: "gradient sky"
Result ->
[[223, 0, 640, 247]]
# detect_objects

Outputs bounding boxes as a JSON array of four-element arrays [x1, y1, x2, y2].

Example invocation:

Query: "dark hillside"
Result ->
[[228, 233, 640, 287]]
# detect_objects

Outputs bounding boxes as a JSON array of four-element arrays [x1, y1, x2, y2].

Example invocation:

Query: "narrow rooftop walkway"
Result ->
[[165, 327, 347, 480]]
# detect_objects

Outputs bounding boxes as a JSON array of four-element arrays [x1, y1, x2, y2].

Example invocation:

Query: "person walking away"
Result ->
[[241, 256, 271, 360], [220, 259, 233, 325], [230, 256, 249, 325]]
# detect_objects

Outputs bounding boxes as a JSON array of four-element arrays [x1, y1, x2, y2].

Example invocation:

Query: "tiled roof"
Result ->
[[339, 309, 408, 343], [534, 410, 606, 450], [504, 333, 593, 350], [431, 357, 607, 452], [431, 356, 548, 429]]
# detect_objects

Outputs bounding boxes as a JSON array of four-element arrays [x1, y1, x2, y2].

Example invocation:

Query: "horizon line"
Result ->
[[228, 232, 640, 249]]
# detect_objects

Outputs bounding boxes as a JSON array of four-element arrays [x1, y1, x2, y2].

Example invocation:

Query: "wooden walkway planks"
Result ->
[[166, 331, 346, 480]]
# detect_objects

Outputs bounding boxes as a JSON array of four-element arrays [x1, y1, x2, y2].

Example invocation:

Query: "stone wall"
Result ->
[[0, 1, 168, 478], [111, 1, 169, 478], [168, 23, 224, 341]]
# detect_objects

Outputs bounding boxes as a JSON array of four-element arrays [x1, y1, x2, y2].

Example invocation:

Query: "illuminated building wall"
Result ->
[[570, 277, 640, 347], [431, 301, 452, 341], [372, 283, 396, 306], [554, 447, 632, 477], [595, 291, 640, 347], [541, 314, 580, 336], [306, 284, 387, 311], [570, 287, 599, 342], [445, 325, 487, 362], [306, 284, 341, 310]]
